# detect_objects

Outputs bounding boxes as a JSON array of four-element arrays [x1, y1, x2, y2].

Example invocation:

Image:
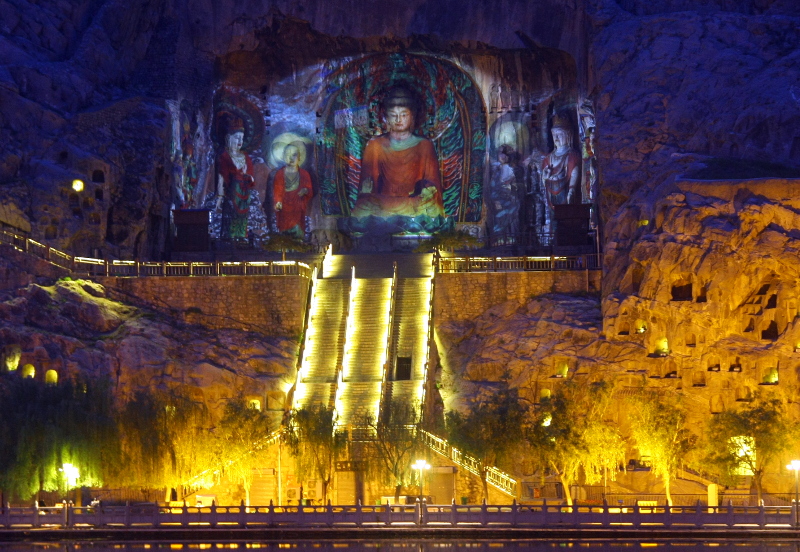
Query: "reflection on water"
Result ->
[[1, 542, 799, 552]]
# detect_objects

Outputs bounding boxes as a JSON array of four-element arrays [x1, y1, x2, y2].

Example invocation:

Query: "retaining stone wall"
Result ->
[[97, 275, 311, 337], [434, 270, 602, 323]]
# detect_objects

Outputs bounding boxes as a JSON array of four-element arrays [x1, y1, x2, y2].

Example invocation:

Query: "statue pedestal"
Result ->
[[173, 209, 210, 252]]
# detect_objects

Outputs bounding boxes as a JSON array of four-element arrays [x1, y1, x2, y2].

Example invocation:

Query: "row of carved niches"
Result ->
[[167, 31, 595, 248]]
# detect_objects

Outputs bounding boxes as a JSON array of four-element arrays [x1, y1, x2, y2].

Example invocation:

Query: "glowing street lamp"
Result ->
[[71, 179, 84, 193], [412, 459, 430, 503], [60, 463, 79, 488], [787, 460, 800, 527]]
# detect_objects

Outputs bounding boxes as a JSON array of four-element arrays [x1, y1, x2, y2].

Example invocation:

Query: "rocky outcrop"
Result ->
[[0, 276, 297, 420], [588, 0, 800, 230]]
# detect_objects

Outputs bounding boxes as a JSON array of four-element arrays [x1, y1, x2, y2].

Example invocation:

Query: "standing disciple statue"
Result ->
[[541, 116, 581, 209], [273, 142, 313, 238], [351, 86, 444, 219], [216, 119, 255, 240], [489, 144, 522, 239]]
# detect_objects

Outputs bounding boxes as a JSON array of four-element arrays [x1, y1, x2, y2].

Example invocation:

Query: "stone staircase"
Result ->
[[295, 278, 349, 410], [383, 277, 431, 408], [336, 278, 392, 426], [293, 253, 434, 428]]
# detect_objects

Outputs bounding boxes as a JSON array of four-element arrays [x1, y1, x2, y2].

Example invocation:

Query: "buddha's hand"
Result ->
[[360, 178, 373, 194], [299, 188, 309, 197], [275, 202, 283, 211]]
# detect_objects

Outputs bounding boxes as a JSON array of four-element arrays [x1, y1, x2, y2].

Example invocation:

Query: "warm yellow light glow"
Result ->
[[638, 219, 649, 227], [787, 460, 800, 471], [730, 435, 755, 475], [71, 179, 84, 192], [61, 463, 79, 487], [655, 337, 669, 355], [542, 413, 552, 427], [412, 459, 431, 471]]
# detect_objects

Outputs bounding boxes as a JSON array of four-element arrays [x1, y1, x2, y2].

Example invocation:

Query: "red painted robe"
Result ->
[[356, 134, 443, 216], [273, 167, 313, 232]]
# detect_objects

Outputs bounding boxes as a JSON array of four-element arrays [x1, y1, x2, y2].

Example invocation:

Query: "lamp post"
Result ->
[[787, 460, 800, 528], [412, 459, 430, 503]]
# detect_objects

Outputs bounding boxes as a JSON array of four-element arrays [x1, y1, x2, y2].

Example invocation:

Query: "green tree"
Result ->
[[117, 387, 213, 500], [445, 385, 528, 502], [0, 374, 120, 502], [627, 390, 695, 506], [213, 397, 276, 506], [527, 380, 624, 506], [284, 404, 343, 503], [365, 398, 420, 501], [699, 392, 794, 504]]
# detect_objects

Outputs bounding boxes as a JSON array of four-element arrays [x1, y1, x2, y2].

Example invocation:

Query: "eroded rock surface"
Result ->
[[0, 275, 297, 422]]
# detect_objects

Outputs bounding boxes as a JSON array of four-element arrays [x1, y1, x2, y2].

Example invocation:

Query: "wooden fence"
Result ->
[[2, 500, 798, 529]]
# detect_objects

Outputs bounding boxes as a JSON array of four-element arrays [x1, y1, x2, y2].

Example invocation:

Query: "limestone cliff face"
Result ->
[[0, 248, 296, 422], [588, 0, 800, 226]]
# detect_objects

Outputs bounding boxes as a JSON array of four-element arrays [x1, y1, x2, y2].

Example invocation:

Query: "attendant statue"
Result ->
[[489, 144, 522, 239], [216, 119, 255, 239], [541, 116, 581, 208], [273, 143, 313, 238], [351, 86, 443, 219]]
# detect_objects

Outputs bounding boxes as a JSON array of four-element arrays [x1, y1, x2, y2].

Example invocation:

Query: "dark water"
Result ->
[[1, 542, 799, 552]]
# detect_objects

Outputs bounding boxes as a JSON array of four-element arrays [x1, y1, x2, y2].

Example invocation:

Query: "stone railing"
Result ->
[[437, 254, 601, 273], [420, 430, 518, 497], [2, 500, 797, 529], [0, 228, 313, 279]]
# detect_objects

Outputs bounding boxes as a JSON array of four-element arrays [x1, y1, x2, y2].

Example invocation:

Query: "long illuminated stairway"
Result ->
[[383, 277, 431, 409], [294, 277, 350, 410], [294, 253, 434, 427], [335, 277, 393, 426]]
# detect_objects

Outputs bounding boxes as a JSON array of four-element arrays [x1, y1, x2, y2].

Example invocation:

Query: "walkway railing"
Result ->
[[420, 430, 518, 497], [437, 255, 600, 273], [0, 228, 313, 279], [3, 500, 798, 529]]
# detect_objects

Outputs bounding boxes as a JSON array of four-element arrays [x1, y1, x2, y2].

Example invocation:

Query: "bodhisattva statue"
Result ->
[[541, 117, 581, 208]]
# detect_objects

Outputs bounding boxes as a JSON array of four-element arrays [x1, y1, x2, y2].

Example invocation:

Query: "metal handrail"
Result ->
[[419, 429, 517, 497], [437, 254, 600, 273]]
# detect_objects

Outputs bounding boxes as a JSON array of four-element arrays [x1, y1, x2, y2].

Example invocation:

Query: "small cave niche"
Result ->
[[744, 318, 754, 333], [617, 321, 630, 336], [729, 356, 743, 373], [539, 388, 551, 401], [671, 277, 693, 302], [759, 365, 778, 385], [552, 361, 569, 378], [757, 284, 770, 296], [692, 371, 706, 387], [686, 333, 696, 348], [696, 284, 708, 303], [652, 337, 669, 357], [44, 225, 57, 240], [735, 387, 752, 402], [45, 369, 58, 385], [72, 208, 83, 219], [635, 319, 648, 334], [82, 197, 94, 209], [707, 356, 721, 372], [710, 395, 724, 414], [21, 363, 35, 378], [95, 188, 104, 201], [766, 294, 777, 309], [761, 320, 779, 341], [91, 170, 105, 183], [2, 344, 22, 371], [68, 193, 79, 207]]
